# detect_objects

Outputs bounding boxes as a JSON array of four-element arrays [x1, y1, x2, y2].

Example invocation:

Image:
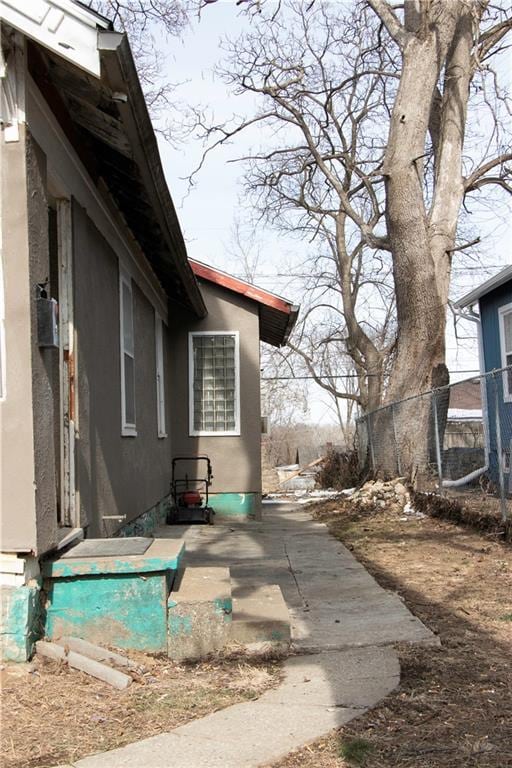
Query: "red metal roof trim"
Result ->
[[189, 260, 293, 315]]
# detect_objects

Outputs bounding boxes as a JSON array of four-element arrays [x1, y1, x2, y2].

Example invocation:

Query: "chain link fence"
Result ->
[[356, 366, 512, 523]]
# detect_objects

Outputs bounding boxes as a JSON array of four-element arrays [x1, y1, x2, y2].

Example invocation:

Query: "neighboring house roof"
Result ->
[[3, 0, 206, 318], [189, 260, 299, 347], [455, 265, 512, 309], [447, 380, 482, 420], [447, 408, 483, 421]]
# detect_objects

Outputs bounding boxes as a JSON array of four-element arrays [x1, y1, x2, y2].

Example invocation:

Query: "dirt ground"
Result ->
[[0, 648, 283, 768], [271, 499, 512, 768]]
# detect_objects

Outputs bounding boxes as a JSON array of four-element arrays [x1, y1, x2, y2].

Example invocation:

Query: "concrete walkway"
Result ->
[[69, 502, 437, 768]]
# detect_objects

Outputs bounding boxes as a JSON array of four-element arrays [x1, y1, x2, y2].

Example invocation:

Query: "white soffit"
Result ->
[[0, 0, 107, 77]]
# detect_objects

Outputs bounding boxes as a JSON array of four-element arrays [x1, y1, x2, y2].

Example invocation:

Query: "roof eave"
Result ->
[[189, 259, 299, 346], [455, 265, 512, 309], [1, 0, 109, 76], [96, 32, 207, 318], [280, 304, 299, 347]]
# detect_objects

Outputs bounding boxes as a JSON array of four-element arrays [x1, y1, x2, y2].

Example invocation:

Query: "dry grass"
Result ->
[[0, 648, 283, 768], [270, 498, 512, 768]]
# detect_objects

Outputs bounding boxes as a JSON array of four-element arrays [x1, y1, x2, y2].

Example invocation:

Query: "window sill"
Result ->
[[158, 432, 168, 439], [122, 427, 138, 437], [56, 527, 84, 550], [190, 430, 241, 437]]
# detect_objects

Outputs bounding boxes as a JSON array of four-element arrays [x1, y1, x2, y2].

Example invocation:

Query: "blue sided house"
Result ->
[[455, 265, 512, 492]]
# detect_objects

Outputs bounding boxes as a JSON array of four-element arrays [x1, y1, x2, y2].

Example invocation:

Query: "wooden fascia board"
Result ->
[[189, 260, 295, 316], [0, 0, 108, 77], [455, 266, 512, 309]]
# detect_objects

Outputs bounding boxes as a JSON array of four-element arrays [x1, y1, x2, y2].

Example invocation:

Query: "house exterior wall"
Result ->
[[479, 282, 512, 488], [73, 201, 173, 537], [1, 68, 177, 558], [26, 133, 61, 555], [1, 39, 178, 660], [0, 122, 38, 553], [169, 280, 262, 516]]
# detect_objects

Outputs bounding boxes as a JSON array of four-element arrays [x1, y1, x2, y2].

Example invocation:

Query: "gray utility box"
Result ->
[[37, 297, 59, 348]]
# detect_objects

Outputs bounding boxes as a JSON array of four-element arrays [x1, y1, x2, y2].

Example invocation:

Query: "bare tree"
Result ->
[[368, 0, 511, 402], [90, 0, 511, 474], [193, 3, 402, 410], [189, 0, 511, 472]]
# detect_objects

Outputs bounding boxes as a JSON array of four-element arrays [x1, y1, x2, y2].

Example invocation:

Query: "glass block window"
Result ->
[[499, 304, 512, 401], [190, 333, 239, 435]]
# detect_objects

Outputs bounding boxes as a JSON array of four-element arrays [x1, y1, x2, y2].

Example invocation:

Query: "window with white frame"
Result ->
[[499, 303, 512, 402], [155, 313, 166, 438], [120, 269, 136, 435], [189, 332, 240, 435]]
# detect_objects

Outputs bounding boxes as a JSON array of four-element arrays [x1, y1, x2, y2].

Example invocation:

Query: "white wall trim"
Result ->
[[1, 32, 26, 143], [0, 183, 6, 402], [498, 301, 512, 403], [120, 267, 137, 436], [155, 312, 167, 438], [1, 0, 107, 77], [188, 331, 240, 437], [26, 75, 169, 322]]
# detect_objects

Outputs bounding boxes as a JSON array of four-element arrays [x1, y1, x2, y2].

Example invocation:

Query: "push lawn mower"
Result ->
[[167, 455, 215, 525]]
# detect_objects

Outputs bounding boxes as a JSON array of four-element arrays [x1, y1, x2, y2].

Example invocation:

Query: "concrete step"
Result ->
[[167, 567, 232, 661], [230, 584, 291, 647]]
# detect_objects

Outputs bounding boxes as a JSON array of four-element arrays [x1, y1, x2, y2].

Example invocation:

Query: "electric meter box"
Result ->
[[37, 297, 59, 348]]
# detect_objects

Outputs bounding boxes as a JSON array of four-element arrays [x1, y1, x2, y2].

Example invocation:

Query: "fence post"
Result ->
[[391, 403, 402, 476], [432, 391, 444, 491], [367, 412, 376, 473], [493, 373, 508, 522]]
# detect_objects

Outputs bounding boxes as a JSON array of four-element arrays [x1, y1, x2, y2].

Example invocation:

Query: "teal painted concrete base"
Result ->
[[0, 584, 42, 662], [44, 539, 184, 652], [209, 493, 261, 518], [45, 573, 169, 652], [117, 496, 170, 538]]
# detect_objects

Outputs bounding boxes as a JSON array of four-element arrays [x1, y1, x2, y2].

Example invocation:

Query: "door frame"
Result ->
[[57, 197, 78, 528]]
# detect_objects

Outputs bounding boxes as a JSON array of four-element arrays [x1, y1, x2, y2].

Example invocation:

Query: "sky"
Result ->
[[153, 2, 512, 425]]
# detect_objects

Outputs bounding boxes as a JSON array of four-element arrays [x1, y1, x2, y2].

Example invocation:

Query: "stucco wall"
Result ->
[[26, 134, 60, 555], [73, 202, 173, 537], [169, 280, 262, 495], [0, 125, 38, 552]]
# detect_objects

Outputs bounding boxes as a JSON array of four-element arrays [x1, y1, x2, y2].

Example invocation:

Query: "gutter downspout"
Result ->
[[442, 306, 490, 487]]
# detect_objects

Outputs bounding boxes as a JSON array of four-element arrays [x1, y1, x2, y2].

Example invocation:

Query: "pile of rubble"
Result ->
[[348, 478, 415, 514]]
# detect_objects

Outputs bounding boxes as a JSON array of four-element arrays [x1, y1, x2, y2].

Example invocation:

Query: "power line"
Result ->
[[231, 266, 505, 279], [262, 370, 480, 381]]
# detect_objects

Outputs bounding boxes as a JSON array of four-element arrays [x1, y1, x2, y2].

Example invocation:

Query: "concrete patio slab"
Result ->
[[65, 502, 437, 768], [154, 502, 437, 653], [74, 646, 399, 768]]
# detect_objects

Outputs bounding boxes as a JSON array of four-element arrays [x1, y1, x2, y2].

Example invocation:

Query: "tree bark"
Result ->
[[384, 3, 462, 404], [378, 1, 480, 477]]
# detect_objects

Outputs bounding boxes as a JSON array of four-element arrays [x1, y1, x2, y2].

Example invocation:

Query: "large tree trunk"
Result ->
[[379, 1, 476, 477]]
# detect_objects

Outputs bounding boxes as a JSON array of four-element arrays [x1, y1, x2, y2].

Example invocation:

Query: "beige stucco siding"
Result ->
[[1, 75, 177, 554], [73, 201, 173, 537], [26, 134, 60, 555], [0, 125, 38, 552], [170, 280, 262, 495]]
